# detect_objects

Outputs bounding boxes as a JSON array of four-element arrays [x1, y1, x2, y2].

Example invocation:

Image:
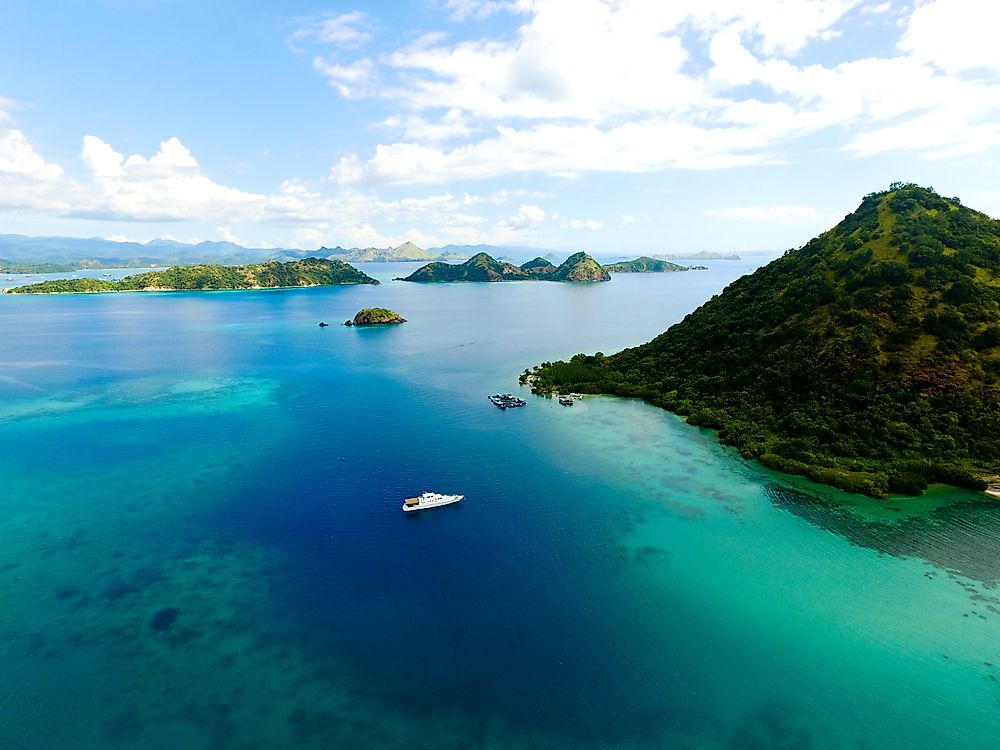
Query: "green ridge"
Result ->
[[402, 251, 609, 283], [526, 184, 1000, 497]]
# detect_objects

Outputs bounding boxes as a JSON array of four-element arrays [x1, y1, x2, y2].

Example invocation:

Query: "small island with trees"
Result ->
[[345, 308, 407, 326], [602, 256, 693, 273], [2, 258, 377, 294], [525, 184, 1000, 499]]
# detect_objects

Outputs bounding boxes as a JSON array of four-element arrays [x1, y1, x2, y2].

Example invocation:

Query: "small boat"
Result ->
[[403, 491, 464, 512], [558, 396, 574, 405]]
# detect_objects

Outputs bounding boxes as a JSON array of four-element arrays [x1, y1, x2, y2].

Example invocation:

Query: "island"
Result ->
[[525, 184, 1000, 498], [658, 251, 741, 261], [402, 251, 610, 283], [344, 308, 407, 326], [3, 258, 378, 293], [602, 256, 690, 273]]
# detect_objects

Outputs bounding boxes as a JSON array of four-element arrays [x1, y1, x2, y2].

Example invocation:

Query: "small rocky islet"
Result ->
[[344, 308, 407, 326]]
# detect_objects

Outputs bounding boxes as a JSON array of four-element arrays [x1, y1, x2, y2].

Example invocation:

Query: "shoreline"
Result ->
[[523, 367, 995, 500], [1, 281, 376, 296]]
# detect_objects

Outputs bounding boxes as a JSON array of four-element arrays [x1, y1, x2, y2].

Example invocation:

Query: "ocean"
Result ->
[[1, 260, 998, 749]]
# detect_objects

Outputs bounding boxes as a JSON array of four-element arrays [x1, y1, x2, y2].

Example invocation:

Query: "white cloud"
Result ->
[[290, 11, 373, 50], [381, 108, 472, 142], [216, 225, 243, 245], [843, 109, 1000, 159], [900, 0, 1000, 73], [386, 0, 861, 124], [312, 57, 374, 97], [505, 203, 545, 229], [0, 129, 64, 181], [705, 205, 827, 223], [565, 218, 602, 230], [317, 0, 1000, 184], [441, 0, 530, 21], [81, 135, 125, 177], [0, 127, 559, 248], [76, 136, 264, 222], [620, 214, 635, 225], [331, 119, 783, 185]]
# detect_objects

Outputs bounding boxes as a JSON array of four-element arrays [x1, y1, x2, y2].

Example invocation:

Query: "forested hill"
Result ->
[[527, 184, 1000, 497], [402, 251, 609, 282], [5, 258, 377, 293]]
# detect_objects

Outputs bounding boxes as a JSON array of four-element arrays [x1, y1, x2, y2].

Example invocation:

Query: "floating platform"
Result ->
[[489, 393, 526, 409]]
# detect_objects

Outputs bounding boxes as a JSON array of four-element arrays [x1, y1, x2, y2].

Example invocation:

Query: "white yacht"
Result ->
[[403, 491, 464, 512]]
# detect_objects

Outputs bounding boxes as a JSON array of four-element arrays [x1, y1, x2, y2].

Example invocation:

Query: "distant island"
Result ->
[[3, 258, 377, 294], [345, 308, 406, 326], [656, 251, 741, 261], [316, 241, 468, 264], [402, 251, 610, 283], [602, 257, 691, 273], [526, 184, 1000, 498]]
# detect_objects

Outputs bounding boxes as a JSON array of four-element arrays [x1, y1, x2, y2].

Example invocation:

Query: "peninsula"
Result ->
[[345, 308, 406, 326], [3, 258, 378, 294], [602, 257, 690, 273], [526, 184, 1000, 498], [402, 251, 610, 283]]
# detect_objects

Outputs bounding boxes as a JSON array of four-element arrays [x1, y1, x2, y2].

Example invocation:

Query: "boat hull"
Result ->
[[402, 493, 464, 512]]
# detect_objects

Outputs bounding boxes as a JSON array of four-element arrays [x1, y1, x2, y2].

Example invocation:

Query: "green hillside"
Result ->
[[402, 252, 529, 282], [603, 256, 689, 273], [5, 258, 377, 294], [526, 184, 1000, 497], [549, 252, 611, 282], [521, 256, 556, 273], [402, 251, 609, 283]]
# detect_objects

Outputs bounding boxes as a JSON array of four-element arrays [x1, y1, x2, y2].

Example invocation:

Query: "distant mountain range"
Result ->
[[0, 231, 743, 272], [655, 251, 741, 260], [300, 242, 471, 263], [0, 233, 295, 270]]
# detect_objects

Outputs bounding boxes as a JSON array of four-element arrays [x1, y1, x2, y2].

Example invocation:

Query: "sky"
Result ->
[[1, 0, 999, 254]]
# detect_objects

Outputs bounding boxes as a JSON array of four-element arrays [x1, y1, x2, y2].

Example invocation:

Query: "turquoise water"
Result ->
[[1, 262, 999, 749]]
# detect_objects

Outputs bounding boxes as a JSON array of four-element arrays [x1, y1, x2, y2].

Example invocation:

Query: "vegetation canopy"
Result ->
[[526, 184, 1000, 497]]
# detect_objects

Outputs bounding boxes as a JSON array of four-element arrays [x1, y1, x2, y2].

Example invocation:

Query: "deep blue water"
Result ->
[[2, 261, 1000, 749]]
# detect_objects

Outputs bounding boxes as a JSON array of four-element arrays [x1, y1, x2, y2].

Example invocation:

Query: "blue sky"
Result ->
[[1, 0, 999, 253]]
